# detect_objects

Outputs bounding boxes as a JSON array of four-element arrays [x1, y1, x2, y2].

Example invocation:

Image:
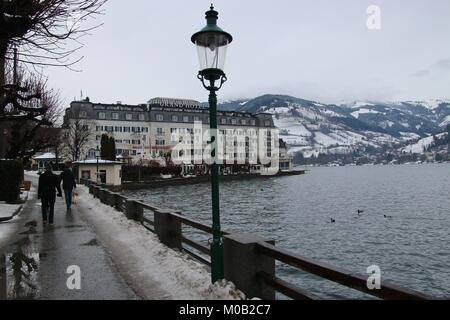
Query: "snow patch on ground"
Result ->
[[440, 115, 450, 127], [77, 187, 246, 300], [351, 108, 380, 119], [24, 171, 40, 178], [0, 203, 21, 219], [402, 133, 446, 153]]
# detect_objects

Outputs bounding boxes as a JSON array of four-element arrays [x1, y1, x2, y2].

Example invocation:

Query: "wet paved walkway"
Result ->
[[1, 174, 139, 300]]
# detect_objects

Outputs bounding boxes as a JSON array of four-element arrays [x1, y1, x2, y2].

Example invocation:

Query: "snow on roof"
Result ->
[[74, 159, 122, 165], [33, 152, 56, 160]]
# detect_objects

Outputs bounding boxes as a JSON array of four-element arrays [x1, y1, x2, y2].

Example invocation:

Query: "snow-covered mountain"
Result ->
[[219, 95, 450, 158]]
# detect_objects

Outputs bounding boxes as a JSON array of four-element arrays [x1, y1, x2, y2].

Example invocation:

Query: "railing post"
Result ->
[[115, 195, 124, 212], [93, 186, 99, 198], [0, 254, 6, 300], [154, 210, 182, 250], [99, 189, 108, 204], [88, 184, 94, 195], [107, 192, 117, 207], [125, 199, 143, 222], [223, 233, 275, 300]]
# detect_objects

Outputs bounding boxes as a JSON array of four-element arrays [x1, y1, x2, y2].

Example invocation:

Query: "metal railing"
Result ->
[[255, 241, 432, 300], [80, 178, 434, 300]]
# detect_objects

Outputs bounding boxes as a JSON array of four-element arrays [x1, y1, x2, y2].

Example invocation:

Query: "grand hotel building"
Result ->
[[63, 97, 277, 165]]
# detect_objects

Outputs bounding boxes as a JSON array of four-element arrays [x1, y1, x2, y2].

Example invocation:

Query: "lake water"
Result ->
[[125, 164, 450, 299]]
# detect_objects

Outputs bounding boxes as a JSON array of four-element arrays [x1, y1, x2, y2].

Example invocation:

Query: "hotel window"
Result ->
[[124, 140, 131, 144], [105, 126, 113, 132], [139, 114, 145, 121], [157, 128, 164, 135], [231, 119, 237, 125], [142, 127, 148, 133], [112, 113, 119, 120], [220, 118, 227, 124], [241, 119, 247, 125], [96, 135, 101, 141], [172, 115, 179, 122], [126, 113, 133, 120], [79, 111, 87, 118], [250, 120, 256, 126], [115, 139, 123, 143], [156, 139, 165, 145], [183, 116, 189, 122], [156, 114, 164, 121], [98, 112, 106, 119], [123, 127, 130, 132], [265, 120, 271, 127], [114, 126, 122, 132], [194, 116, 201, 122], [96, 126, 103, 132]]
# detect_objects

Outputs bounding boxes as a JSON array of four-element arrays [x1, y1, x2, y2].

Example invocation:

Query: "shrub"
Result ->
[[0, 160, 24, 202]]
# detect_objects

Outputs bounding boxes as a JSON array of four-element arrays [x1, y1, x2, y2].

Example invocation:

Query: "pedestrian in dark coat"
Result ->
[[60, 164, 77, 210], [38, 163, 62, 226]]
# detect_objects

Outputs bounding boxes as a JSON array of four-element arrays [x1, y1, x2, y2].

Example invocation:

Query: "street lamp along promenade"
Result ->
[[96, 145, 100, 184], [191, 4, 233, 283]]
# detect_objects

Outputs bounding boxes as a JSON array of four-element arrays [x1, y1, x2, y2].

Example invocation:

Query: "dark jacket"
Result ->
[[60, 169, 77, 191], [38, 171, 62, 200]]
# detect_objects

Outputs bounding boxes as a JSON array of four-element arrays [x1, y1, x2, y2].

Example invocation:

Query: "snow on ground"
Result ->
[[399, 132, 421, 141], [24, 170, 40, 178], [338, 101, 374, 109], [351, 108, 380, 119], [440, 115, 450, 127], [379, 120, 395, 129], [403, 133, 446, 153], [265, 106, 290, 114], [0, 190, 29, 219], [407, 99, 450, 110], [275, 120, 312, 137], [0, 203, 21, 219], [313, 132, 343, 147], [76, 187, 246, 300], [279, 135, 309, 146]]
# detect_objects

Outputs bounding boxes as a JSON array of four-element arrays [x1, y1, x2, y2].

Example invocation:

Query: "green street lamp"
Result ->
[[96, 145, 100, 184], [191, 4, 232, 283]]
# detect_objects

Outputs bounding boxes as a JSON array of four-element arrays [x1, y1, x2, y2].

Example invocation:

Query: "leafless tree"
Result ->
[[0, 0, 107, 86], [64, 118, 93, 161], [1, 64, 63, 161]]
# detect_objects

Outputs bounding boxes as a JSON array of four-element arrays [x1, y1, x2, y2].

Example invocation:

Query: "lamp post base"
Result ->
[[209, 238, 224, 283]]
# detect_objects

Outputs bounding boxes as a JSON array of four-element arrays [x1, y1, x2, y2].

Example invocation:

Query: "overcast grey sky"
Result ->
[[44, 0, 450, 105]]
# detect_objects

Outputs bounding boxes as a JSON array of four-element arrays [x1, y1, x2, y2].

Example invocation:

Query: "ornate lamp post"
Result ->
[[191, 4, 232, 283], [96, 145, 100, 184]]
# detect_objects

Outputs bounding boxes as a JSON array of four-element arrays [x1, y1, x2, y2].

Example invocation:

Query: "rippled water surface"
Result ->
[[125, 164, 450, 299]]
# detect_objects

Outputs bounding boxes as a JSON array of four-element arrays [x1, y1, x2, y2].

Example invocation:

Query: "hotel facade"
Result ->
[[63, 97, 279, 168]]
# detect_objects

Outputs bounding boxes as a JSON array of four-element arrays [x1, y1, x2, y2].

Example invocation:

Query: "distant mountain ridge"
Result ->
[[218, 94, 450, 159]]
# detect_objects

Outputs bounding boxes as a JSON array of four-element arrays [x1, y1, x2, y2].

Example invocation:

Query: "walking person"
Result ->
[[37, 163, 62, 227], [60, 162, 77, 210]]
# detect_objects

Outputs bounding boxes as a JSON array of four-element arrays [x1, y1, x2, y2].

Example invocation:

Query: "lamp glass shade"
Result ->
[[195, 32, 229, 71]]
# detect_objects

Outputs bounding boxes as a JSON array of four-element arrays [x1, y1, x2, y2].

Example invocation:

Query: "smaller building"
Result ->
[[279, 139, 294, 172], [74, 160, 122, 187], [33, 153, 64, 173]]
